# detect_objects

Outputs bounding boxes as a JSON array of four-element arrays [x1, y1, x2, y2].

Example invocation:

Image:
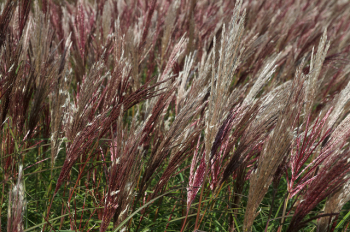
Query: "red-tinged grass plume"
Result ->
[[2, 0, 350, 231]]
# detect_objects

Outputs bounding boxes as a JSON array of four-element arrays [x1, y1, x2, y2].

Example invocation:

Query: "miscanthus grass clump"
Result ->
[[2, 0, 350, 231]]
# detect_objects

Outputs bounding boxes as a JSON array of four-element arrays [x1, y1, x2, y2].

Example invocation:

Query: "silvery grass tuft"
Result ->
[[1, 0, 350, 231]]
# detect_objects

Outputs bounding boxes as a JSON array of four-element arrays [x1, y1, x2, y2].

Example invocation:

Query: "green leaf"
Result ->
[[112, 187, 184, 232], [336, 210, 350, 229], [23, 207, 103, 231]]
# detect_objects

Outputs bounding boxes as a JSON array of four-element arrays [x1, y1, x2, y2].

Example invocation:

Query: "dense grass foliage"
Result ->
[[2, 0, 350, 231]]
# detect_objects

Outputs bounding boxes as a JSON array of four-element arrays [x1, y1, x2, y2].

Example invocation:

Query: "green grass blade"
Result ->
[[335, 210, 350, 229], [113, 187, 184, 232]]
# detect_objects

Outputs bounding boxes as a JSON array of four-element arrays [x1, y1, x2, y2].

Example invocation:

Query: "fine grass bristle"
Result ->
[[2, 0, 350, 231]]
